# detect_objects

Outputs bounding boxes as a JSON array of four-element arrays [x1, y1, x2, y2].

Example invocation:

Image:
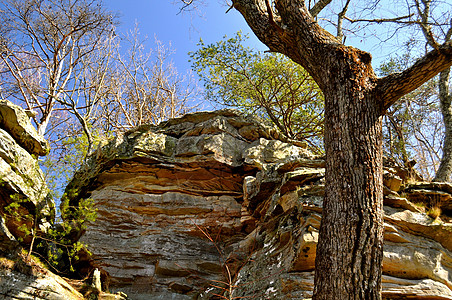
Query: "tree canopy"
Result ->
[[190, 32, 324, 152], [0, 0, 198, 200]]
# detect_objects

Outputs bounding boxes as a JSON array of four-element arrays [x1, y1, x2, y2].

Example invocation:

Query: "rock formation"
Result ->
[[0, 100, 125, 300], [0, 255, 84, 300], [0, 99, 52, 251], [66, 109, 452, 299], [0, 100, 80, 299]]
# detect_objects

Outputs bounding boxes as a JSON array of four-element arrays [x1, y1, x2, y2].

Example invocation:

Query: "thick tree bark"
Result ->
[[434, 68, 452, 182], [314, 51, 383, 299], [229, 0, 452, 298]]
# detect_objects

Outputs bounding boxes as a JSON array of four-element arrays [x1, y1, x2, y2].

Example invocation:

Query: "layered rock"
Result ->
[[0, 255, 84, 300], [0, 100, 84, 299], [67, 109, 452, 299], [0, 100, 53, 249]]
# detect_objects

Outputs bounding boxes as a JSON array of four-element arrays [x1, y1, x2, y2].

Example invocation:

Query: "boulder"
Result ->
[[405, 182, 452, 212], [0, 128, 49, 204], [0, 100, 49, 156]]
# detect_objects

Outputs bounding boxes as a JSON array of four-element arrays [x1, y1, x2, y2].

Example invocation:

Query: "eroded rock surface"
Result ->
[[0, 265, 84, 300], [0, 100, 49, 157], [67, 109, 452, 299], [0, 100, 86, 300], [0, 100, 53, 247]]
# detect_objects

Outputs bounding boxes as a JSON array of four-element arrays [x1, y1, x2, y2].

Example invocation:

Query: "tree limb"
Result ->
[[345, 14, 415, 25], [232, 0, 340, 90], [337, 0, 351, 43], [309, 0, 333, 17], [414, 0, 439, 49], [446, 19, 452, 41], [377, 41, 452, 111], [231, 0, 286, 52]]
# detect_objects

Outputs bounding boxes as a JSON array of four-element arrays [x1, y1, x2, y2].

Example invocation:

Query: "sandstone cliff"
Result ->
[[65, 109, 452, 299]]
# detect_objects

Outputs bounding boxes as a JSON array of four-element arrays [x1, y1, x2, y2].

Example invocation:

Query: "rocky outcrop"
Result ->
[[67, 109, 452, 299], [0, 100, 49, 157], [0, 100, 83, 300], [0, 251, 129, 300], [0, 100, 53, 248], [0, 255, 84, 300], [405, 182, 452, 214]]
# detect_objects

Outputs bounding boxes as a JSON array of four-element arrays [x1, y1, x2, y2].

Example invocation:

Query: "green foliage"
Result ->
[[60, 194, 97, 230], [41, 127, 111, 201], [1, 173, 97, 274], [44, 191, 97, 273], [3, 190, 40, 245], [190, 32, 324, 152]]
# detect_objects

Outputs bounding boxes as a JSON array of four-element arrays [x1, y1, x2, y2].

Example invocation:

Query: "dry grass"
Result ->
[[0, 257, 15, 270], [427, 206, 442, 220]]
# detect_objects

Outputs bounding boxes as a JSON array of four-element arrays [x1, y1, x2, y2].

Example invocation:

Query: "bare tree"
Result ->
[[97, 26, 199, 132], [36, 22, 199, 197], [434, 67, 452, 181], [0, 0, 116, 137], [180, 0, 452, 298], [379, 50, 442, 180], [412, 0, 452, 181]]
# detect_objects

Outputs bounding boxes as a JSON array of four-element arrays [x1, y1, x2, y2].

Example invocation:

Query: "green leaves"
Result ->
[[41, 127, 111, 201], [190, 32, 324, 152], [2, 173, 97, 275]]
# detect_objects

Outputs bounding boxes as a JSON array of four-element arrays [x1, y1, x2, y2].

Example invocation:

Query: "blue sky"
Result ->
[[106, 1, 266, 75], [104, 1, 402, 78]]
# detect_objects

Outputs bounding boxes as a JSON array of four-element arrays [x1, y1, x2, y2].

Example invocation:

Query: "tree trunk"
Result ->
[[38, 112, 51, 136], [433, 68, 452, 182], [230, 1, 452, 298], [313, 50, 384, 299]]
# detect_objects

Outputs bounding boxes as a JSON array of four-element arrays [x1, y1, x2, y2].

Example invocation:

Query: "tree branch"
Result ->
[[337, 0, 351, 43], [231, 0, 286, 52], [345, 14, 415, 25], [414, 0, 439, 49], [377, 41, 452, 111], [446, 19, 452, 41], [309, 0, 332, 17], [232, 0, 340, 90]]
